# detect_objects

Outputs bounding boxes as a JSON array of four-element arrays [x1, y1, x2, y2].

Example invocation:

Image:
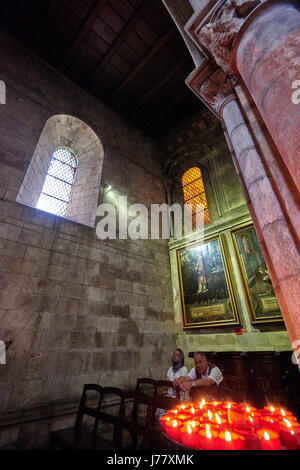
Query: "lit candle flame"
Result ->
[[291, 430, 295, 435], [225, 431, 232, 442], [188, 425, 192, 435], [191, 407, 195, 414], [246, 406, 250, 413], [264, 432, 270, 441], [281, 409, 285, 416], [228, 402, 231, 409], [181, 405, 185, 410], [205, 424, 210, 432], [191, 421, 196, 428], [206, 429, 212, 439], [215, 413, 221, 424], [201, 398, 206, 406], [270, 406, 275, 412], [208, 410, 212, 421], [249, 416, 253, 423], [173, 420, 177, 428]]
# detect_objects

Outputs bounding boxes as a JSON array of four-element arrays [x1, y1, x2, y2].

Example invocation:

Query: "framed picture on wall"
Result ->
[[177, 235, 241, 328], [231, 224, 283, 324]]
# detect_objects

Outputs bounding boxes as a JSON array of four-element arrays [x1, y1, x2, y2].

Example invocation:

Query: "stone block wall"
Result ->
[[159, 110, 291, 363], [0, 31, 176, 448]]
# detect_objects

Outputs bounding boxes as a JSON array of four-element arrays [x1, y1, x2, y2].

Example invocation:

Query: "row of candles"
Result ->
[[160, 400, 300, 450]]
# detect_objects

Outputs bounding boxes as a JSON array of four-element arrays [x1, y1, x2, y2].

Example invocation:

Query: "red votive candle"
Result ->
[[245, 412, 261, 430], [276, 408, 294, 419], [241, 404, 258, 414], [180, 421, 201, 449], [257, 429, 281, 450], [281, 426, 300, 450], [160, 415, 172, 433], [210, 401, 223, 408], [261, 406, 279, 416], [176, 402, 195, 411], [198, 426, 219, 450], [165, 418, 183, 441], [218, 430, 245, 450], [234, 423, 261, 450], [259, 416, 280, 433]]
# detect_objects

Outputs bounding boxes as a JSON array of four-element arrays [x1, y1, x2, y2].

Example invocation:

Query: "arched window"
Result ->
[[182, 167, 210, 227], [36, 147, 77, 217], [17, 115, 104, 227]]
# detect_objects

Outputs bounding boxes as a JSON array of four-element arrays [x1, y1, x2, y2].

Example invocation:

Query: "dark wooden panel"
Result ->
[[109, 0, 135, 21], [126, 31, 149, 56], [92, 17, 117, 44], [100, 3, 125, 33], [110, 52, 131, 76], [65, 0, 91, 21], [87, 30, 110, 56], [118, 41, 140, 66], [135, 19, 158, 45], [187, 350, 300, 417]]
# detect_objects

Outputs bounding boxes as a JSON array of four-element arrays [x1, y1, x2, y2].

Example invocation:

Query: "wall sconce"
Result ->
[[104, 183, 112, 193]]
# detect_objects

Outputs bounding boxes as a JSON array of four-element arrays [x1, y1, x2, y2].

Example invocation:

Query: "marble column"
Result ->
[[232, 0, 300, 192]]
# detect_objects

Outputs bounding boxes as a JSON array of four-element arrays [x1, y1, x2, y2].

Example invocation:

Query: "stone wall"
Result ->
[[0, 31, 176, 448], [159, 111, 291, 371]]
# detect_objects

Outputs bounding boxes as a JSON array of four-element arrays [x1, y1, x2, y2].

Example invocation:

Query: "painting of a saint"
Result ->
[[178, 236, 240, 328], [232, 225, 283, 323]]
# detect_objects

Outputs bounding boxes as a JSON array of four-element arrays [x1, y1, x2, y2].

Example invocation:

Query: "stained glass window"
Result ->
[[182, 167, 210, 227], [36, 147, 77, 217]]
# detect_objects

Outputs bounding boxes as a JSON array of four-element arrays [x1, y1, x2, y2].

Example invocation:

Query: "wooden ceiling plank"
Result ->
[[89, 0, 153, 81], [64, 0, 108, 64], [134, 56, 190, 109], [112, 25, 176, 96]]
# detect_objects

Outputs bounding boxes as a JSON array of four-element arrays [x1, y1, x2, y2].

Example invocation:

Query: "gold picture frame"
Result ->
[[231, 223, 283, 324], [177, 234, 241, 328]]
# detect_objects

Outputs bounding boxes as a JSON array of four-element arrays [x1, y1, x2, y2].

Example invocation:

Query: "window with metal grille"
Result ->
[[36, 147, 77, 217], [182, 167, 210, 227]]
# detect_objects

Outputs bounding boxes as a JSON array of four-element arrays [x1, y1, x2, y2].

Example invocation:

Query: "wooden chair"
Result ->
[[120, 390, 181, 450], [48, 384, 126, 450], [143, 394, 182, 450]]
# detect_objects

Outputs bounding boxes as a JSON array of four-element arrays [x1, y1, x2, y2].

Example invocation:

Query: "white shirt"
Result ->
[[167, 365, 188, 398], [188, 365, 223, 386]]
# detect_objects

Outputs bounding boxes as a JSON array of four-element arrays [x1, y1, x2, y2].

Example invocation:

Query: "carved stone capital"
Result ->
[[186, 62, 235, 119], [193, 0, 263, 74]]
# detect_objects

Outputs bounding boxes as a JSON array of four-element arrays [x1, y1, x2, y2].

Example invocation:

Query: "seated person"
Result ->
[[165, 348, 188, 398], [174, 351, 223, 401], [156, 348, 188, 419]]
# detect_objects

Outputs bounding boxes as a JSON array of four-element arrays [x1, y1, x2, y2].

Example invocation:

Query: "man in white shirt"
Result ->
[[174, 351, 223, 400]]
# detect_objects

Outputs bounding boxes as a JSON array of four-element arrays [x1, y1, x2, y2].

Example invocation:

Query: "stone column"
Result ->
[[232, 0, 300, 192], [186, 60, 300, 366]]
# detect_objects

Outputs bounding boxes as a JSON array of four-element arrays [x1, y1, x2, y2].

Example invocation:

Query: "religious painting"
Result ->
[[232, 224, 283, 324], [177, 235, 241, 328]]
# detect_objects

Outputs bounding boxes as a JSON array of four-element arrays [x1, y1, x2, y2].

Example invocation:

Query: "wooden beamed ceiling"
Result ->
[[0, 0, 203, 140]]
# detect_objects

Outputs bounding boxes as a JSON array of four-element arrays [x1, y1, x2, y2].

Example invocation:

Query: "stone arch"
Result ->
[[17, 114, 104, 227]]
